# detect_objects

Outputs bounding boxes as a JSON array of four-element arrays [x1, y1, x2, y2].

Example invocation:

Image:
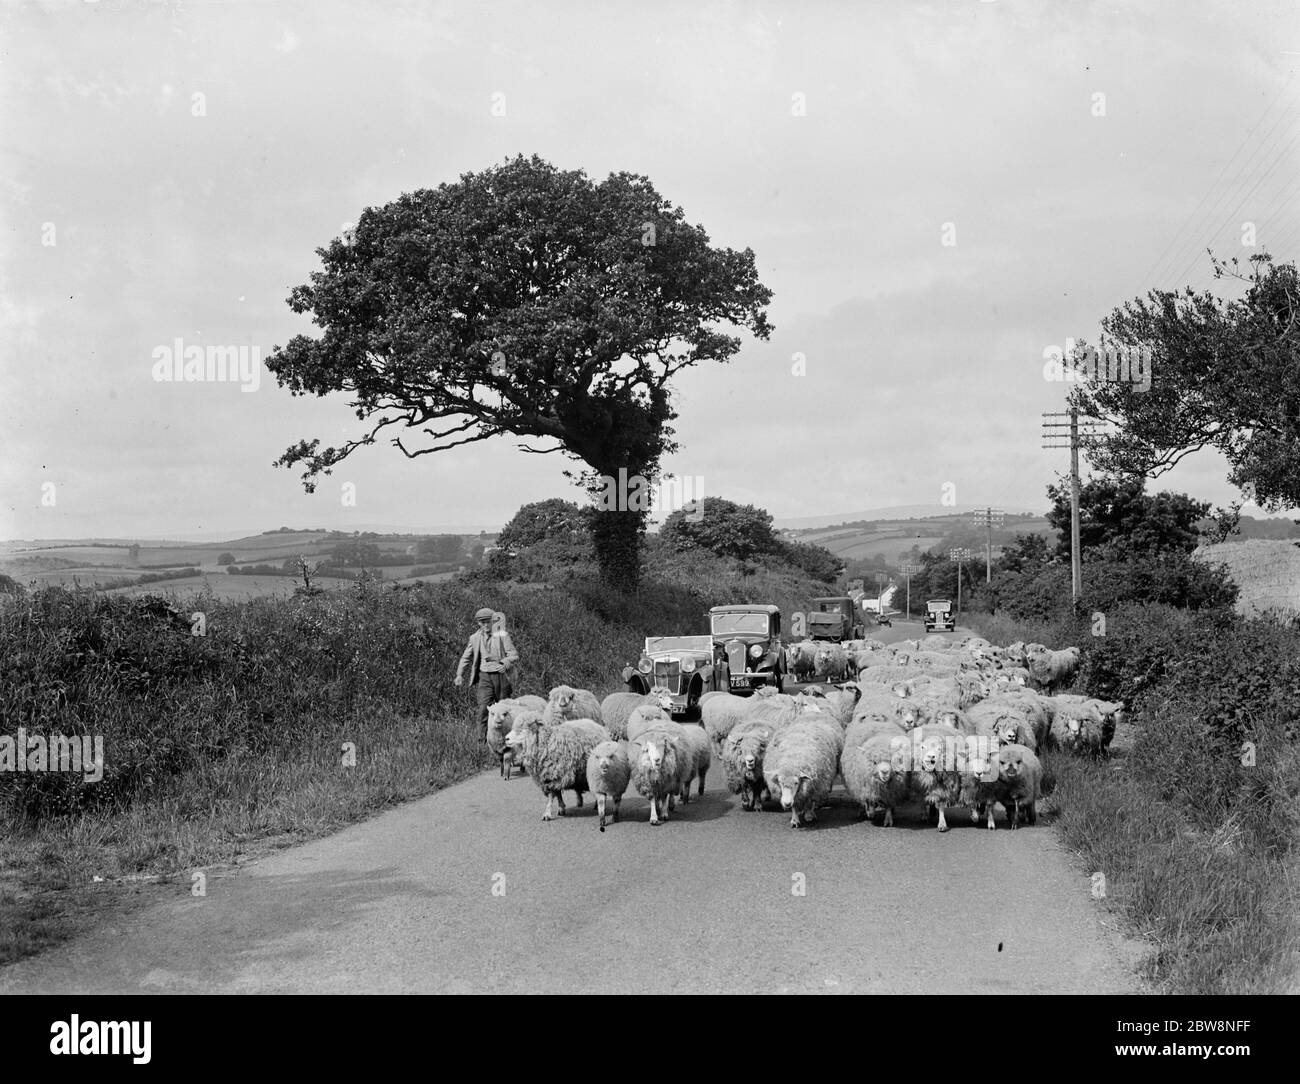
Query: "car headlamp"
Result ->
[[638, 658, 653, 674], [748, 643, 764, 659], [680, 657, 696, 672]]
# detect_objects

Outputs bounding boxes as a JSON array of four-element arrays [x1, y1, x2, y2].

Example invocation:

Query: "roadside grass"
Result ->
[[0, 552, 832, 968], [968, 607, 1300, 994]]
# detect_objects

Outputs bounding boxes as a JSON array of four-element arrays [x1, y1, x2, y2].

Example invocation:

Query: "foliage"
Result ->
[[659, 497, 782, 560], [265, 153, 772, 588], [1046, 475, 1210, 559], [416, 535, 463, 563], [778, 539, 843, 584], [1071, 254, 1300, 510], [497, 498, 594, 551], [216, 552, 236, 566]]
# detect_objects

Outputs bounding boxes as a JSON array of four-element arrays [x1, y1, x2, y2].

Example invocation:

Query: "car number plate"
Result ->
[[729, 676, 750, 688]]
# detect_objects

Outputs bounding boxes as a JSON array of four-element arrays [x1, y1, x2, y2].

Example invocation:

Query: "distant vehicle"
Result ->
[[876, 612, 893, 628], [806, 596, 864, 642], [708, 604, 785, 696], [924, 599, 954, 633], [622, 635, 718, 718]]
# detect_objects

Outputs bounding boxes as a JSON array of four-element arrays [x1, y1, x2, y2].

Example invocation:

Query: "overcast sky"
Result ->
[[3, 0, 1298, 539]]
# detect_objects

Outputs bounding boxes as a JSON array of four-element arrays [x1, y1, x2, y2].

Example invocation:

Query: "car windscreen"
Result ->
[[711, 613, 770, 636]]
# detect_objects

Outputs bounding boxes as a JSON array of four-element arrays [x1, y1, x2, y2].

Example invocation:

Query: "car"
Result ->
[[924, 599, 954, 633], [622, 635, 717, 718], [708, 604, 786, 696], [876, 613, 893, 628], [806, 596, 865, 641]]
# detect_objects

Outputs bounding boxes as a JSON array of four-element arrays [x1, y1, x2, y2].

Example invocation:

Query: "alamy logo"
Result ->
[[151, 337, 261, 392], [50, 1015, 151, 1064], [593, 469, 704, 521], [0, 730, 103, 782], [1042, 339, 1152, 392]]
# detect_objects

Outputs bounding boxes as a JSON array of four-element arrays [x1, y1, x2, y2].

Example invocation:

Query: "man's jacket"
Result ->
[[456, 626, 519, 685]]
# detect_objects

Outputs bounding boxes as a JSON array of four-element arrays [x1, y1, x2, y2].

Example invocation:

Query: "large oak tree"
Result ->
[[1069, 254, 1300, 510], [266, 155, 773, 588]]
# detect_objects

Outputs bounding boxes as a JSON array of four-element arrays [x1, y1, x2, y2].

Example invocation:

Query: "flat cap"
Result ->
[[474, 607, 495, 621]]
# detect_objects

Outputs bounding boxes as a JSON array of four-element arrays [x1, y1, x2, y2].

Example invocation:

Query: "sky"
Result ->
[[3, 0, 1299, 539]]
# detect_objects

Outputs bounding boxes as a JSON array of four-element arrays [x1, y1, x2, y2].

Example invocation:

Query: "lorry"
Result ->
[[805, 596, 865, 642], [924, 599, 955, 633]]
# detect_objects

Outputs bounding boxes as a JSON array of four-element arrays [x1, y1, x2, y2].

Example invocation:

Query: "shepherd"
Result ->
[[454, 607, 519, 739]]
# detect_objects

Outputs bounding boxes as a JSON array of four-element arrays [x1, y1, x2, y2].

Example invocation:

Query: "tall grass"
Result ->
[[968, 604, 1300, 993], [0, 553, 830, 966]]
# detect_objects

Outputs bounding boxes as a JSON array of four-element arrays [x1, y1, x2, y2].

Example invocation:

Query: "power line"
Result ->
[[1148, 80, 1300, 290], [1138, 75, 1298, 293]]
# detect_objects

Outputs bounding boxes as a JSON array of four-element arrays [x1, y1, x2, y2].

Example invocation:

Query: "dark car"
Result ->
[[709, 604, 785, 696], [621, 635, 717, 718]]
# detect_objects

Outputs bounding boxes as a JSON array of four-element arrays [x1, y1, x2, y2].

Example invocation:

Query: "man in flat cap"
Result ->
[[455, 607, 519, 739]]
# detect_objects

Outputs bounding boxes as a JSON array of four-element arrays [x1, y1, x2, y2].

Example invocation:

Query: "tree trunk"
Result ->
[[589, 506, 644, 591]]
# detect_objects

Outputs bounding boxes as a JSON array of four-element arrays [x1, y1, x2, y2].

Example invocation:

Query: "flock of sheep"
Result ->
[[485, 635, 1124, 832]]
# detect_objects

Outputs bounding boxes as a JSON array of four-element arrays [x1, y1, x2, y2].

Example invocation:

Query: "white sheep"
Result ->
[[1024, 645, 1081, 693], [585, 740, 632, 831], [842, 731, 911, 826], [506, 711, 610, 820], [957, 754, 1002, 829], [813, 642, 851, 683], [722, 719, 777, 810], [785, 640, 818, 684], [762, 714, 844, 829], [485, 694, 548, 779], [906, 723, 966, 832], [542, 685, 605, 727], [625, 702, 672, 742], [1047, 704, 1115, 755], [600, 690, 670, 741], [628, 735, 680, 825], [636, 720, 711, 804], [701, 694, 751, 753]]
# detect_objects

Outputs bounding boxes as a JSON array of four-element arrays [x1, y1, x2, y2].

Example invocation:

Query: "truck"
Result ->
[[805, 596, 865, 642], [924, 599, 955, 633]]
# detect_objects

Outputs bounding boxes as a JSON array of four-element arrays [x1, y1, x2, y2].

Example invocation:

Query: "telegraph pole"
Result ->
[[948, 547, 972, 623], [1042, 409, 1102, 602], [899, 562, 920, 620], [969, 507, 1005, 583]]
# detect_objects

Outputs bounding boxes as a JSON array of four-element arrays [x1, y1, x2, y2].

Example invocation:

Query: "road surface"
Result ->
[[0, 727, 1139, 994]]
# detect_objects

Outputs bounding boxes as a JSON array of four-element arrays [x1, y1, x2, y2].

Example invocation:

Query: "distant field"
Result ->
[[793, 515, 1053, 565], [104, 574, 358, 600]]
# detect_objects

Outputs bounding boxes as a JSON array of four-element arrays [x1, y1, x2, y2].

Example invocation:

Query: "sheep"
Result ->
[[1048, 704, 1115, 756], [600, 690, 670, 741], [722, 719, 777, 810], [1024, 645, 1080, 693], [957, 754, 1003, 829], [988, 743, 1042, 827], [625, 702, 672, 742], [842, 731, 911, 826], [906, 723, 967, 832], [744, 693, 812, 731], [786, 640, 818, 684], [506, 711, 610, 820], [543, 685, 605, 727], [628, 735, 680, 825], [700, 694, 748, 753], [585, 741, 632, 831], [813, 642, 850, 683], [485, 695, 548, 779], [762, 716, 844, 829], [638, 720, 711, 803], [856, 664, 921, 687], [844, 714, 906, 751]]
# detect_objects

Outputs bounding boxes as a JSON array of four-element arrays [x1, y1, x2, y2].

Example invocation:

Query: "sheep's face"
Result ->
[[933, 708, 961, 729], [918, 736, 950, 773], [550, 686, 577, 712], [872, 757, 893, 784], [653, 691, 674, 712], [891, 682, 912, 699], [898, 704, 920, 730], [996, 747, 1028, 783], [993, 719, 1020, 747], [639, 741, 665, 779], [777, 772, 809, 810], [735, 735, 767, 777]]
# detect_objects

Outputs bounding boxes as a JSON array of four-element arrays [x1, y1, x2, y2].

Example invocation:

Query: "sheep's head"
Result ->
[[932, 708, 962, 730], [549, 685, 577, 712], [734, 733, 769, 777], [993, 719, 1020, 747], [872, 755, 894, 784], [638, 740, 666, 779], [898, 704, 920, 730], [777, 771, 811, 810], [629, 704, 668, 730], [996, 746, 1029, 782], [918, 735, 950, 773], [505, 710, 544, 751], [891, 681, 912, 699]]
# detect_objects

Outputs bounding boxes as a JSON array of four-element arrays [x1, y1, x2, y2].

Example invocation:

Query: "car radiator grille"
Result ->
[[653, 659, 682, 694]]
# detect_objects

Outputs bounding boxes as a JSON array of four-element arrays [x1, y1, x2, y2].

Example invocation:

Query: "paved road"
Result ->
[[0, 762, 1138, 995]]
